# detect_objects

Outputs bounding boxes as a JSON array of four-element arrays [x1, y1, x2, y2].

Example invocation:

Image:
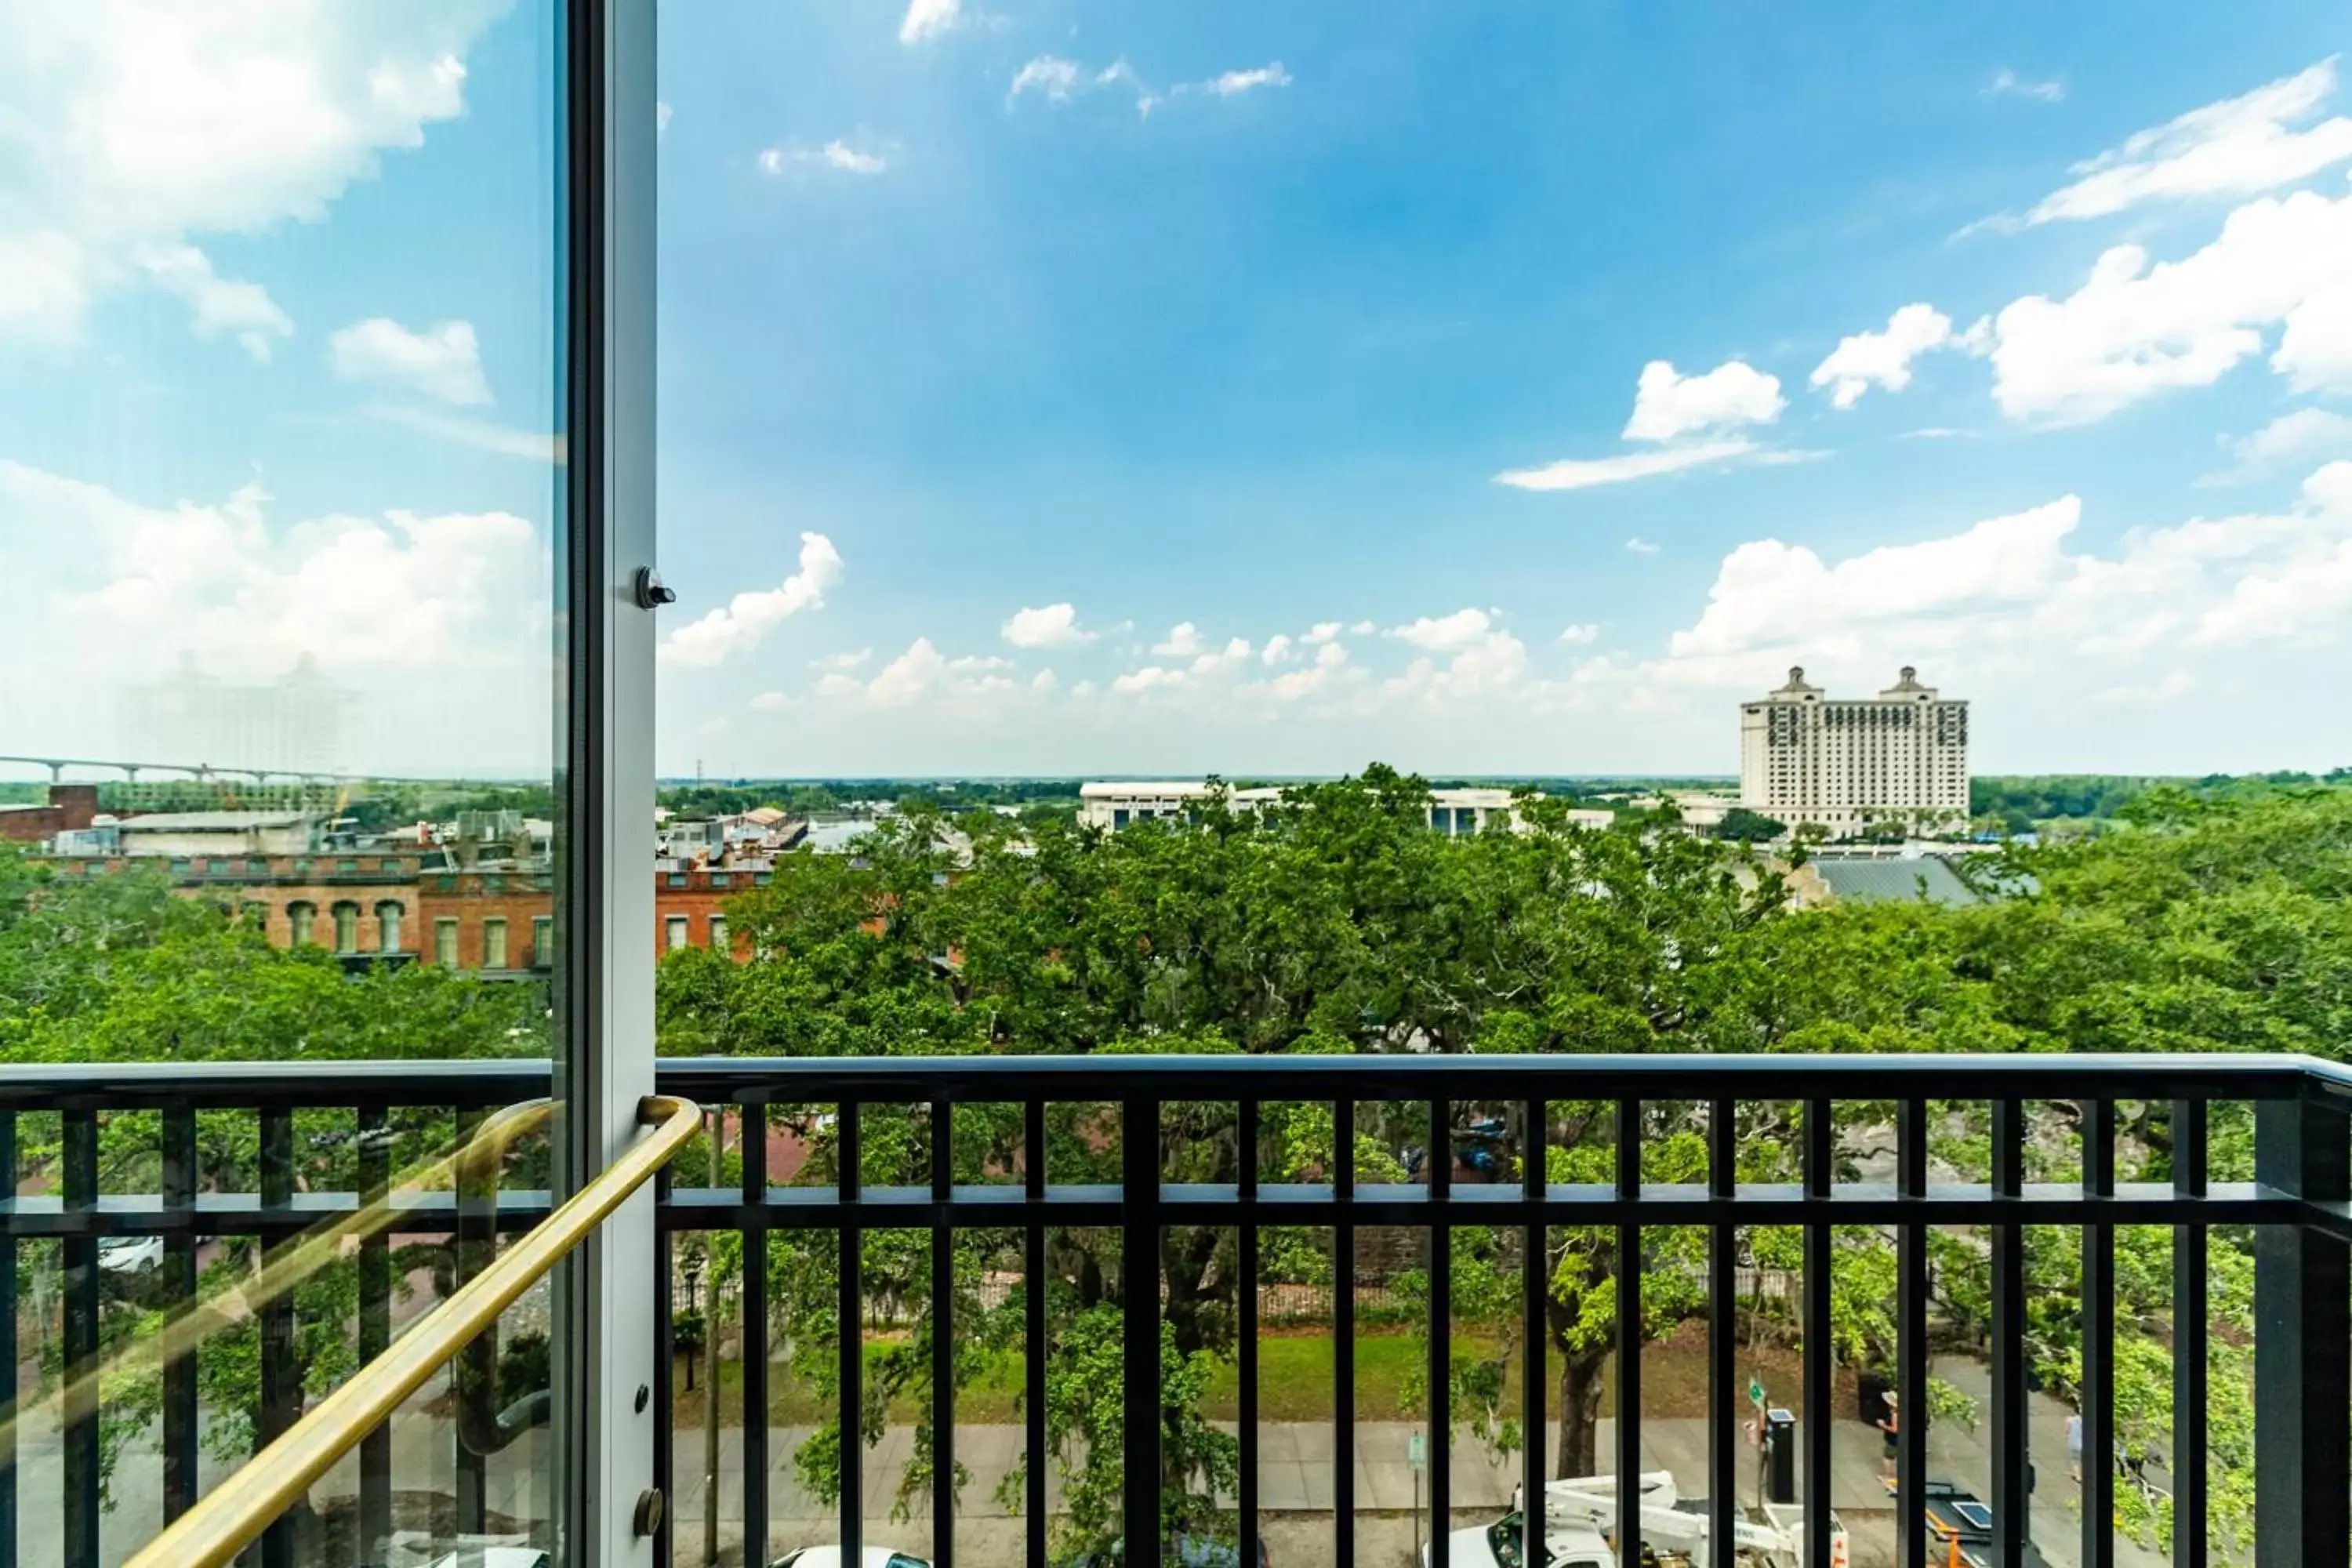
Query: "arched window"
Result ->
[[287, 902, 316, 946], [331, 902, 360, 954], [375, 901, 404, 954]]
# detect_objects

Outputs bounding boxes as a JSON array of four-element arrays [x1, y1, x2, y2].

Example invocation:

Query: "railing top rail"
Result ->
[[0, 1056, 551, 1109]]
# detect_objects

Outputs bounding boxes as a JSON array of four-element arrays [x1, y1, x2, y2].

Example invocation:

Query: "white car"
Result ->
[[1426, 1512, 1614, 1568], [771, 1547, 932, 1568]]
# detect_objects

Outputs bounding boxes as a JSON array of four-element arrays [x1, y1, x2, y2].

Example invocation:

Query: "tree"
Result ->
[[1712, 807, 1786, 844]]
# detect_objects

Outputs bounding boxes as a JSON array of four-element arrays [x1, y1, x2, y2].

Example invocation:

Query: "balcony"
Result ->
[[5, 1052, 2342, 1568]]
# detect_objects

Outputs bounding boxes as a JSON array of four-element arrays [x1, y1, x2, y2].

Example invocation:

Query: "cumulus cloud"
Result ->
[[2028, 57, 2352, 224], [1498, 358, 1795, 492], [1202, 64, 1290, 97], [1559, 623, 1601, 645], [1009, 56, 1083, 106], [898, 0, 961, 45], [1986, 68, 2065, 103], [1626, 537, 1661, 554], [134, 243, 292, 361], [816, 638, 1019, 709], [1152, 622, 1207, 657], [1810, 304, 1987, 408], [330, 318, 492, 405], [2207, 407, 2352, 484], [1261, 633, 1295, 665], [1002, 602, 1094, 647], [1989, 183, 2352, 422], [1303, 622, 1345, 644], [759, 140, 889, 176], [0, 3, 499, 348], [1390, 608, 1496, 652], [661, 532, 844, 667]]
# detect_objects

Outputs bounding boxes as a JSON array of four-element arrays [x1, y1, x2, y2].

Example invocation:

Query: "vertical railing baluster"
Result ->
[[1428, 1096, 1450, 1568], [1991, 1098, 2027, 1568], [653, 1156, 676, 1568], [1332, 1095, 1354, 1568], [1024, 1097, 1047, 1568], [2252, 1092, 2350, 1566], [1706, 1098, 1734, 1563], [0, 1109, 15, 1564], [1521, 1096, 1544, 1568], [2172, 1098, 2208, 1568], [1613, 1098, 1639, 1563], [162, 1105, 198, 1526], [840, 1099, 864, 1568], [1801, 1097, 1831, 1568], [930, 1098, 953, 1568], [358, 1105, 391, 1568], [1123, 1098, 1161, 1568], [257, 1106, 299, 1568], [744, 1098, 771, 1568], [2082, 1099, 2115, 1568], [62, 1108, 98, 1568], [451, 1105, 487, 1542], [1896, 1098, 1928, 1568], [1238, 1098, 1259, 1568]]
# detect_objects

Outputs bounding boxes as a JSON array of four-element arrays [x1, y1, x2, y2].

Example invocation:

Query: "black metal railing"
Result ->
[[2, 1053, 2347, 1568]]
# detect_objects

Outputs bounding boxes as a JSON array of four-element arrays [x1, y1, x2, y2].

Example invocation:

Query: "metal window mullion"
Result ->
[[62, 1109, 99, 1568], [2172, 1098, 2208, 1568], [1239, 1098, 1259, 1566], [1429, 1096, 1450, 1568], [1614, 1098, 1640, 1566], [744, 1100, 771, 1568], [1991, 1098, 2027, 1568], [840, 1100, 864, 1568], [1024, 1094, 1047, 1568], [2082, 1099, 2115, 1568], [652, 1160, 676, 1568], [1802, 1097, 1831, 1568], [0, 1110, 14, 1563], [1123, 1098, 1161, 1566], [1332, 1096, 1354, 1568], [452, 1105, 488, 1543], [162, 1105, 198, 1525], [1521, 1097, 1544, 1568], [930, 1098, 953, 1568], [1896, 1098, 1928, 1568], [1706, 1098, 1734, 1562]]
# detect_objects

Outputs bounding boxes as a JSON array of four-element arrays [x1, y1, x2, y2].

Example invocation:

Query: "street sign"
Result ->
[[1748, 1376, 1767, 1409], [1408, 1432, 1428, 1472]]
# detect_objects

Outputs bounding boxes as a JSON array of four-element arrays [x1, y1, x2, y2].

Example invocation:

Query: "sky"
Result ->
[[3, 3, 2350, 782]]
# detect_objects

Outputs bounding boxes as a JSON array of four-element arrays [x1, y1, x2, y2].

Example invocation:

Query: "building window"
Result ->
[[1113, 809, 1130, 829], [754, 873, 772, 887], [375, 902, 403, 954], [435, 918, 459, 967], [709, 873, 731, 888], [484, 917, 509, 970], [293, 858, 313, 874], [332, 902, 360, 953], [288, 902, 317, 946], [336, 858, 359, 873], [666, 873, 688, 888], [532, 916, 554, 966], [709, 914, 728, 950], [247, 858, 270, 874], [379, 858, 401, 872], [666, 915, 690, 951]]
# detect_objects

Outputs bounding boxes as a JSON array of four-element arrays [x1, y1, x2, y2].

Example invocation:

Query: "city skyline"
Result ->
[[2, 4, 2349, 779]]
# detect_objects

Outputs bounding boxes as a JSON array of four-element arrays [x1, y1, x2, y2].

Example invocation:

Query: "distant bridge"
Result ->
[[0, 755, 513, 788]]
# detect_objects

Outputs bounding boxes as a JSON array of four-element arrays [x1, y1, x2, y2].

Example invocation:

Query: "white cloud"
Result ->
[[836, 638, 1021, 709], [365, 405, 560, 463], [1303, 621, 1344, 644], [657, 100, 673, 135], [2029, 57, 2352, 224], [1202, 64, 1291, 97], [1559, 623, 1601, 645], [1349, 620, 1377, 634], [898, 0, 961, 45], [1989, 183, 2352, 423], [1622, 359, 1785, 441], [660, 532, 844, 667], [1002, 602, 1094, 647], [2207, 407, 2352, 484], [1810, 304, 1966, 408], [1390, 608, 1495, 652], [0, 3, 499, 347], [330, 318, 492, 405], [1496, 438, 1762, 492], [1009, 56, 1082, 106], [1987, 68, 2065, 103], [134, 242, 291, 361], [759, 140, 890, 176], [1152, 621, 1206, 657], [1626, 537, 1661, 554], [813, 648, 874, 671], [750, 690, 791, 712], [1033, 669, 1058, 692], [1261, 633, 1295, 665]]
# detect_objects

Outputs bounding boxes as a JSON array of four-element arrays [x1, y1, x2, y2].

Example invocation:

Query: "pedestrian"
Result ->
[[2067, 1411, 2084, 1483], [1878, 1391, 1900, 1479]]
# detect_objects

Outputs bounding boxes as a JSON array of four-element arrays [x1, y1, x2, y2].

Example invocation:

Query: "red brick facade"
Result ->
[[0, 785, 98, 844]]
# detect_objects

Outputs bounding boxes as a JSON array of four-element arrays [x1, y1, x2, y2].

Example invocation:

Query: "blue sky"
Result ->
[[3, 2, 2350, 780]]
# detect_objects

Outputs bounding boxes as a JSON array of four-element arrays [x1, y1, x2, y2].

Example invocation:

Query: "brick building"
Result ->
[[0, 785, 98, 844]]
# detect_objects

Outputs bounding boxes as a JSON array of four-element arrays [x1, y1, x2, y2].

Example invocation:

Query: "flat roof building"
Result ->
[[1738, 666, 1969, 834]]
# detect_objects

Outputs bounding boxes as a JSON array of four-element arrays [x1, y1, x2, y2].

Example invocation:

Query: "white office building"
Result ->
[[1079, 781, 1549, 835], [1738, 666, 1969, 833]]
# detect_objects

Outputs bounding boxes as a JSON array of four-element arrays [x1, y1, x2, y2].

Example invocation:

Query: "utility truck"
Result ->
[[1425, 1471, 1849, 1568]]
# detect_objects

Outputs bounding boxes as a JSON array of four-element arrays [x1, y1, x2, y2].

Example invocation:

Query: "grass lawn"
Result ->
[[671, 1323, 1849, 1432]]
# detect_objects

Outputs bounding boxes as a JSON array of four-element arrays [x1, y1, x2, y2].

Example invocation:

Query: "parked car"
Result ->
[[1059, 1534, 1270, 1568], [770, 1546, 931, 1568]]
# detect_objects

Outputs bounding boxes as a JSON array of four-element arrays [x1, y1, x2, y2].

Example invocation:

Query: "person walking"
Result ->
[[2067, 1410, 2085, 1483], [1878, 1391, 1900, 1479]]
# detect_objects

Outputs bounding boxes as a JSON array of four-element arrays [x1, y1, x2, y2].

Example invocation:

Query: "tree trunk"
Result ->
[[1555, 1352, 1603, 1480]]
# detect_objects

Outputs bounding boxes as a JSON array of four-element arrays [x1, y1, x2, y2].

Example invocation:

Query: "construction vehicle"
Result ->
[[1427, 1470, 1849, 1568]]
